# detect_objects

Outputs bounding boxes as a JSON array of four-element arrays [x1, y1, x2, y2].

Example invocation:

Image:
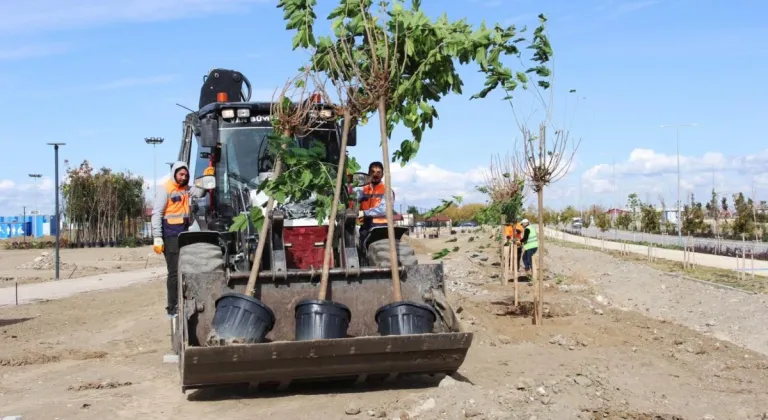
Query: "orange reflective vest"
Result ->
[[359, 182, 388, 225], [514, 222, 524, 240], [504, 225, 514, 238], [162, 180, 191, 237]]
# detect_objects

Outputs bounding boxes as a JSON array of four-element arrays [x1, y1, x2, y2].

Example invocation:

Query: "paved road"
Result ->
[[546, 228, 768, 277], [561, 225, 767, 254], [0, 267, 166, 307]]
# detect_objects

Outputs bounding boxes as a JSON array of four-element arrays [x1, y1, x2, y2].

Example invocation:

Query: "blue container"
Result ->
[[0, 222, 25, 239], [0, 214, 55, 238]]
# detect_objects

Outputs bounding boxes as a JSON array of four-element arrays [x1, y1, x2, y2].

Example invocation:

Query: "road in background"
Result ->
[[561, 225, 767, 254]]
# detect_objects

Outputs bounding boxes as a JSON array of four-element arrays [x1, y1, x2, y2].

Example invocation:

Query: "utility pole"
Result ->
[[661, 123, 696, 246], [578, 176, 583, 220], [28, 173, 41, 238], [145, 137, 165, 199], [46, 142, 65, 281], [612, 157, 616, 217], [22, 206, 26, 243]]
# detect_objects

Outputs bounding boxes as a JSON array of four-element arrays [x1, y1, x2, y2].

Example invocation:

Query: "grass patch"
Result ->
[[549, 238, 768, 294]]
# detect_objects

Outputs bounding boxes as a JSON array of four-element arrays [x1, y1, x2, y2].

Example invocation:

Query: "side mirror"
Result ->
[[347, 123, 357, 146], [194, 175, 216, 190], [197, 118, 219, 148], [351, 172, 368, 187]]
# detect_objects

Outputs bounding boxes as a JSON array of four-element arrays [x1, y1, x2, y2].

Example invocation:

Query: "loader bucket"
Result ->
[[176, 263, 473, 392]]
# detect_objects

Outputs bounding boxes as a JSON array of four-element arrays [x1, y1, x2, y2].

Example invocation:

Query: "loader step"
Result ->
[[181, 332, 473, 392]]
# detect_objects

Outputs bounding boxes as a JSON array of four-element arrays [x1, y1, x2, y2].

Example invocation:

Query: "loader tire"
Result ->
[[367, 238, 418, 267], [174, 242, 224, 353], [178, 242, 225, 275]]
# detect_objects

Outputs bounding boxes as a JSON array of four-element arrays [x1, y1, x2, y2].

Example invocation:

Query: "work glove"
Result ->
[[153, 237, 164, 254], [358, 210, 364, 218]]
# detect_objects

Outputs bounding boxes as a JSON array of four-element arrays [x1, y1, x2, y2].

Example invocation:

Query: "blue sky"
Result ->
[[1, 0, 767, 216]]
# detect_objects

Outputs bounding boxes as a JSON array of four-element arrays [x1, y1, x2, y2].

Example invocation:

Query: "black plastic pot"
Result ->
[[210, 293, 276, 344], [294, 299, 351, 341], [375, 301, 437, 336]]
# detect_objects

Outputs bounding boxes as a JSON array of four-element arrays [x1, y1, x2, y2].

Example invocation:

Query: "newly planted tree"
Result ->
[[476, 153, 526, 224], [516, 123, 579, 324]]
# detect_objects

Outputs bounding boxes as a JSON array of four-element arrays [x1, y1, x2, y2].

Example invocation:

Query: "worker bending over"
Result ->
[[151, 161, 209, 318], [519, 218, 538, 275], [504, 219, 525, 272], [512, 218, 524, 270]]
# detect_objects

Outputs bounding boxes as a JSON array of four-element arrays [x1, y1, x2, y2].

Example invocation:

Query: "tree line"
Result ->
[[548, 190, 767, 241], [61, 160, 147, 247]]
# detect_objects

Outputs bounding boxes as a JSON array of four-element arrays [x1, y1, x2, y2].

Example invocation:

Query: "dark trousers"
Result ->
[[516, 244, 523, 269], [522, 247, 538, 270], [162, 235, 180, 315]]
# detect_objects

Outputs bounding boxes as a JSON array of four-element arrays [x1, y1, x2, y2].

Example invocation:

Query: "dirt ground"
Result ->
[[2, 230, 768, 420], [0, 245, 166, 286]]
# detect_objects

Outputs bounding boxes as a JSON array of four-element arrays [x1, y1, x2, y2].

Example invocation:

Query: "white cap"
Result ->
[[521, 218, 530, 225]]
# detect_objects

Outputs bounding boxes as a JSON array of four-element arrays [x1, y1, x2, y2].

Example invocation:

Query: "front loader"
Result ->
[[169, 68, 472, 393]]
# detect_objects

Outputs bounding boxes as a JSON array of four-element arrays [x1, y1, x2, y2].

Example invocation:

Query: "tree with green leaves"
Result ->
[[626, 193, 641, 231], [559, 205, 579, 225], [476, 153, 526, 224], [595, 212, 611, 232], [234, 70, 343, 296], [680, 193, 707, 236], [278, 0, 556, 301], [705, 188, 718, 234], [616, 212, 632, 230], [731, 192, 755, 238], [639, 202, 660, 233], [62, 160, 145, 247]]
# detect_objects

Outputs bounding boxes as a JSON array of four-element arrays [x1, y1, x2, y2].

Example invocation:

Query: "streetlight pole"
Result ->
[[46, 142, 65, 281], [612, 157, 616, 216], [28, 173, 41, 237], [145, 137, 165, 199], [661, 123, 696, 246]]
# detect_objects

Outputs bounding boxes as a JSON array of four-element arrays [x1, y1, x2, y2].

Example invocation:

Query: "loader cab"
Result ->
[[191, 99, 355, 225]]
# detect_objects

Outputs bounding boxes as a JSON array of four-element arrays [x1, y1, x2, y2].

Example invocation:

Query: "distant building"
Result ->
[[0, 214, 59, 239], [605, 208, 629, 217], [657, 207, 679, 225], [425, 215, 452, 229]]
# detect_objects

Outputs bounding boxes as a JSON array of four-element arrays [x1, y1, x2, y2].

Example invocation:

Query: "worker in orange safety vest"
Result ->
[[150, 161, 210, 318], [351, 161, 394, 250]]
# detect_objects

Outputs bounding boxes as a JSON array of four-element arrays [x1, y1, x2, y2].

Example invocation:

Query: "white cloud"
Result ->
[[0, 180, 16, 190], [0, 0, 271, 36], [0, 177, 56, 216], [0, 171, 172, 216], [387, 162, 488, 208], [579, 148, 768, 207]]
